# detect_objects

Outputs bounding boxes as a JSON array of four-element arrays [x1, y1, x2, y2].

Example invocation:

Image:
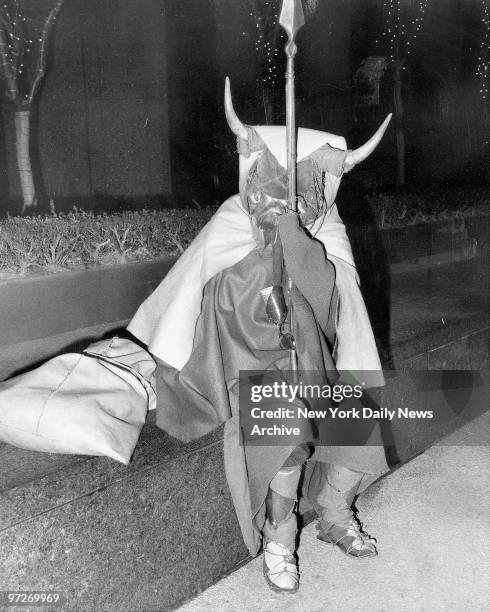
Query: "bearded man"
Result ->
[[128, 79, 392, 593]]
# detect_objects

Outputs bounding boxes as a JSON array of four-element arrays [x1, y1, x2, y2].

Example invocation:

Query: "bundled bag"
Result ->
[[0, 336, 156, 464]]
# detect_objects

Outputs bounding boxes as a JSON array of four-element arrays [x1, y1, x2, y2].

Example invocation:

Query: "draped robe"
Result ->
[[129, 199, 388, 555]]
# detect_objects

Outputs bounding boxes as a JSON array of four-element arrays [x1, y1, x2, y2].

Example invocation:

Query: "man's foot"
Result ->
[[316, 515, 377, 559], [263, 540, 299, 593]]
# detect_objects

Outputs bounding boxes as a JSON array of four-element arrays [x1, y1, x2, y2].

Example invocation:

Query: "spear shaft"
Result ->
[[279, 0, 305, 375], [279, 0, 305, 213]]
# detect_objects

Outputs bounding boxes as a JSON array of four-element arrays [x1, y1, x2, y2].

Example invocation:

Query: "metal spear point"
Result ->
[[279, 0, 305, 214]]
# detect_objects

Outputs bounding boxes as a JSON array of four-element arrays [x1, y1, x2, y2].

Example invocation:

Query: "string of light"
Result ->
[[376, 0, 430, 68], [243, 0, 284, 87], [0, 0, 59, 100], [475, 0, 489, 100], [1, 1, 36, 74]]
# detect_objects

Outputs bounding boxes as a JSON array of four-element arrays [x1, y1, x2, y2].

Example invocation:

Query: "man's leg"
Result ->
[[312, 462, 377, 559], [262, 446, 308, 593]]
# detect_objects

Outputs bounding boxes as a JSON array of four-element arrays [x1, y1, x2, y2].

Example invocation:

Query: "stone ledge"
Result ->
[[0, 412, 223, 503], [0, 429, 247, 612], [0, 320, 130, 383]]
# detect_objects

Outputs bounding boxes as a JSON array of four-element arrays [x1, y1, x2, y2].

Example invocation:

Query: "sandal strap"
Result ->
[[264, 542, 299, 590], [318, 517, 377, 555]]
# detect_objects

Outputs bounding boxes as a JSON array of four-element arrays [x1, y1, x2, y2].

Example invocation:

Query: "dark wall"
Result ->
[[163, 0, 221, 206], [350, 0, 489, 186], [0, 0, 486, 215], [1, 0, 171, 213]]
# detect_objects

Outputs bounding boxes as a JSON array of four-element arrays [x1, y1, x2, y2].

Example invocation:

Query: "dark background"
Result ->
[[0, 0, 488, 213]]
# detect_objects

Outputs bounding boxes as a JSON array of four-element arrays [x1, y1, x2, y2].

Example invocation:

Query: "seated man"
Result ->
[[128, 80, 392, 593], [0, 78, 390, 592]]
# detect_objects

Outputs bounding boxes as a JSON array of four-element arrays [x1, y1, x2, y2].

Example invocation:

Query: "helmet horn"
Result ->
[[224, 77, 248, 141], [344, 114, 392, 172]]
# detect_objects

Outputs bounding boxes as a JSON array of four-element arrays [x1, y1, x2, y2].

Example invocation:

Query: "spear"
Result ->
[[278, 0, 305, 375], [279, 0, 305, 214]]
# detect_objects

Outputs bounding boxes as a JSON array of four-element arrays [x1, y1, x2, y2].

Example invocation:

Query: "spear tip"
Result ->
[[279, 0, 305, 40]]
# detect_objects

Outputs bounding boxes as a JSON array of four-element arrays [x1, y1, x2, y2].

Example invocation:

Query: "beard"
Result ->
[[247, 194, 287, 248]]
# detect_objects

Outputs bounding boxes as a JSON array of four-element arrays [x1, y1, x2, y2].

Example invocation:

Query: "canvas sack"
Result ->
[[0, 336, 156, 464]]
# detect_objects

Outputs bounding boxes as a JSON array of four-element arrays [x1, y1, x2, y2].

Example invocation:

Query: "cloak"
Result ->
[[128, 197, 388, 555], [128, 195, 384, 380], [127, 120, 391, 554]]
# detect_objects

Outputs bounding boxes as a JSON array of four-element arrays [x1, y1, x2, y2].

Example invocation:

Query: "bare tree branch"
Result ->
[[0, 17, 18, 101], [27, 0, 64, 105]]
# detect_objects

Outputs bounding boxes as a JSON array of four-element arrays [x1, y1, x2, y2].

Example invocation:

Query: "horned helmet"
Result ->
[[225, 77, 391, 241]]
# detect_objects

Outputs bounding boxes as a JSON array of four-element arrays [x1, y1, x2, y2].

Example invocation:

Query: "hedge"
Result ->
[[0, 208, 216, 276], [368, 187, 489, 229], [0, 186, 488, 276]]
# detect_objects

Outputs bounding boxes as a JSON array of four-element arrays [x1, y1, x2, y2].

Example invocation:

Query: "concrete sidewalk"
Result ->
[[177, 413, 489, 612]]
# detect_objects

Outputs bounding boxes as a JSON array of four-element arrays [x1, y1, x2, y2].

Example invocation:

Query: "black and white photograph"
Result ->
[[0, 1, 488, 611]]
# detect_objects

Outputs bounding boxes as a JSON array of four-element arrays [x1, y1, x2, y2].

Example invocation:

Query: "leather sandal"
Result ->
[[316, 517, 377, 559], [263, 540, 299, 593]]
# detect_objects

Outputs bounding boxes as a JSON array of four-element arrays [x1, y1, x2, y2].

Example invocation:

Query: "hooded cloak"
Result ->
[[127, 127, 388, 555]]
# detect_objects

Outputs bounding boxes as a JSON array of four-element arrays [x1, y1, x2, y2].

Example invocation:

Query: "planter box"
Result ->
[[347, 214, 487, 279], [0, 257, 175, 381], [0, 257, 175, 347], [382, 214, 487, 267]]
